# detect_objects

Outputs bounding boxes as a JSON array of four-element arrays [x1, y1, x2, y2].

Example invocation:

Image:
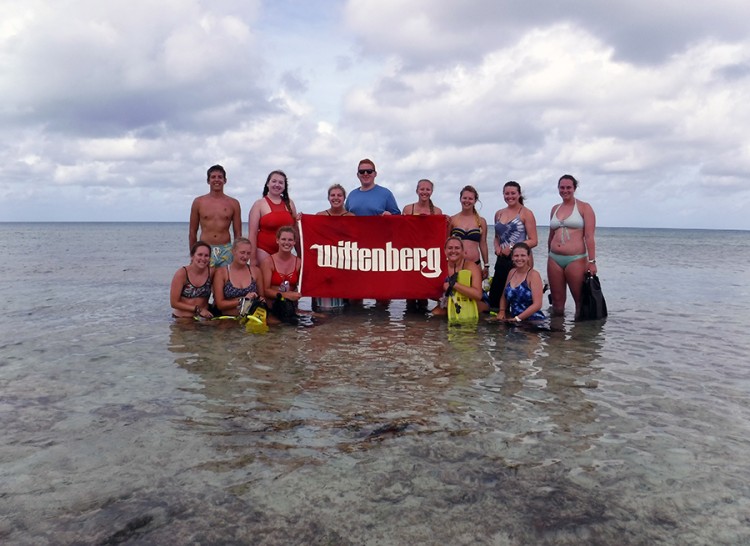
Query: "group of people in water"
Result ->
[[171, 158, 597, 324]]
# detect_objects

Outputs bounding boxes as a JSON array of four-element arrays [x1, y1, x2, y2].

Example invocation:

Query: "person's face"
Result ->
[[234, 243, 253, 265], [357, 164, 376, 187], [512, 248, 530, 268], [207, 171, 226, 190], [445, 239, 463, 261], [192, 246, 211, 268], [460, 190, 476, 209], [277, 231, 296, 252], [267, 174, 287, 196], [417, 182, 433, 201], [328, 188, 345, 208], [503, 186, 520, 206], [558, 178, 576, 199]]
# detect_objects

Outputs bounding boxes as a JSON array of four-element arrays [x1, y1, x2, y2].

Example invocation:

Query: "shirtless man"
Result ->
[[189, 165, 242, 267]]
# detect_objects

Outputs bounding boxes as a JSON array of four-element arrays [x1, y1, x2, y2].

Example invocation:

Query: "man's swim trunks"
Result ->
[[210, 242, 233, 268]]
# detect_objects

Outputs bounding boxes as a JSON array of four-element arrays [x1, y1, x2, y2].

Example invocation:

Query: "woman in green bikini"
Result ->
[[547, 174, 597, 318]]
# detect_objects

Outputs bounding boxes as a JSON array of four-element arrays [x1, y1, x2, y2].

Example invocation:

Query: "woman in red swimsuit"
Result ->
[[248, 170, 298, 266], [260, 226, 302, 321]]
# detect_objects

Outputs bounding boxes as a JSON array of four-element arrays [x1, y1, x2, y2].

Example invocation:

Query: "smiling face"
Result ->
[[416, 180, 433, 202], [276, 229, 296, 252], [511, 246, 530, 268], [191, 244, 211, 268], [328, 187, 345, 208], [444, 237, 464, 262], [357, 161, 377, 189], [207, 170, 226, 192], [266, 173, 287, 197], [558, 176, 577, 201], [503, 185, 520, 206], [460, 189, 476, 210]]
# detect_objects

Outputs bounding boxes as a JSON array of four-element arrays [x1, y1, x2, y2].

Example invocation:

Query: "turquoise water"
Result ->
[[1, 223, 749, 545]]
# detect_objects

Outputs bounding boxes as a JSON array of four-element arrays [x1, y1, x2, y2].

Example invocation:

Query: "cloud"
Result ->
[[1, 0, 749, 229]]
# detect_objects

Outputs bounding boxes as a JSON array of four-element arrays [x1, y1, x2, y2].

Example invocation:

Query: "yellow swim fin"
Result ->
[[447, 269, 478, 324]]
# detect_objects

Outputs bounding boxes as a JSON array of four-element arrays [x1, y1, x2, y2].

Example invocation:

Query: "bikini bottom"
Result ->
[[548, 251, 587, 269]]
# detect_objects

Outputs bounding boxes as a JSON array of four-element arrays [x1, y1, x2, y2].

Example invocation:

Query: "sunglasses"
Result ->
[[358, 169, 375, 175]]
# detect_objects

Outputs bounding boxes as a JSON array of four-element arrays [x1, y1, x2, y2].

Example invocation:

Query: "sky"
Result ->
[[1, 0, 750, 229]]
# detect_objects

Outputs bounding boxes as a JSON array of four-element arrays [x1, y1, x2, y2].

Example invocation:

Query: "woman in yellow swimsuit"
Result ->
[[547, 174, 597, 318]]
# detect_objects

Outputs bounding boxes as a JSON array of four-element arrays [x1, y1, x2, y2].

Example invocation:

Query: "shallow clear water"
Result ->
[[1, 223, 749, 545]]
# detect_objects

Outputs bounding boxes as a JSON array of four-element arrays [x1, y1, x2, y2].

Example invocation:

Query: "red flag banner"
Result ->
[[299, 214, 448, 299]]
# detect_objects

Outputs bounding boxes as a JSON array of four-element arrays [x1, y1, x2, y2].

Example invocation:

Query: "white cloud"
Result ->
[[0, 0, 749, 229]]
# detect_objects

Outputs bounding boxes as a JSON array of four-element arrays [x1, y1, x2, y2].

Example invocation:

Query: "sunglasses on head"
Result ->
[[358, 169, 375, 175]]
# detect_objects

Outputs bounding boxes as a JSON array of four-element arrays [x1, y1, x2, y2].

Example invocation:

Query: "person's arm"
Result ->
[[402, 204, 412, 215], [513, 270, 543, 321], [260, 256, 278, 300], [189, 198, 200, 251], [288, 200, 302, 255], [252, 266, 266, 300], [170, 268, 188, 311], [493, 211, 503, 256], [384, 189, 400, 215], [547, 206, 556, 251], [452, 262, 484, 302], [232, 198, 242, 240], [211, 267, 235, 312], [582, 201, 597, 275], [497, 287, 508, 321], [248, 200, 262, 266], [479, 217, 489, 277], [522, 208, 538, 249]]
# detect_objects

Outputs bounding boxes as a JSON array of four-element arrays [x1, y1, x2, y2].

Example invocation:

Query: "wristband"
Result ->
[[514, 316, 521, 322], [588, 259, 596, 264]]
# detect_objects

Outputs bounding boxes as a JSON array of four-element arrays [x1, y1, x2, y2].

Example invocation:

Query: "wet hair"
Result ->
[[328, 183, 347, 199], [511, 241, 532, 258], [503, 181, 525, 206], [445, 236, 465, 249], [558, 174, 579, 189], [417, 179, 436, 214], [358, 158, 376, 171], [276, 225, 297, 241], [190, 240, 211, 256], [206, 164, 226, 180], [232, 237, 252, 250], [459, 185, 482, 231]]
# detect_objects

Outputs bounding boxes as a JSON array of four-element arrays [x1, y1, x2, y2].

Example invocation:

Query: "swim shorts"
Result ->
[[210, 242, 233, 268]]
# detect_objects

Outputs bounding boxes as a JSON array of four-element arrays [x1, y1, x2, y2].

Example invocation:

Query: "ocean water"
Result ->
[[1, 222, 749, 545]]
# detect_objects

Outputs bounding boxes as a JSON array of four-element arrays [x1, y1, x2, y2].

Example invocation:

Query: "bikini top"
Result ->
[[270, 256, 300, 288], [181, 267, 212, 299], [550, 200, 584, 230], [549, 200, 584, 243], [223, 265, 258, 299], [407, 203, 435, 215], [494, 211, 527, 246], [450, 226, 482, 243]]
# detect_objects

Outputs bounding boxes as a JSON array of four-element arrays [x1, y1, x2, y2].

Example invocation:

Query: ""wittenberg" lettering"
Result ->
[[309, 241, 441, 278]]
